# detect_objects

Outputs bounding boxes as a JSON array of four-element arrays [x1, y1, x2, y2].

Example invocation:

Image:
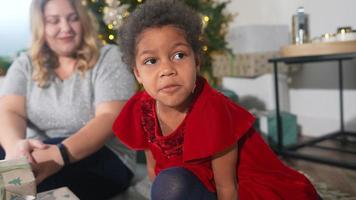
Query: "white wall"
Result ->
[[0, 1, 31, 57], [222, 0, 356, 136], [225, 0, 356, 38]]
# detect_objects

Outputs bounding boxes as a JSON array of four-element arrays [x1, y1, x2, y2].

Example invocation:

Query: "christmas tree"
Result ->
[[86, 0, 234, 85]]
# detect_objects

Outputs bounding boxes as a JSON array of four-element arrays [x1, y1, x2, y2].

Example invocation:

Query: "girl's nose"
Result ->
[[159, 61, 177, 77]]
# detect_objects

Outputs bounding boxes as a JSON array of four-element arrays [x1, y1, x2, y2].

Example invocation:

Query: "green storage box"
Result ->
[[259, 111, 298, 146]]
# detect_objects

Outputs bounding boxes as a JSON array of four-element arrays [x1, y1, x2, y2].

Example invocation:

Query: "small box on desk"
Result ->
[[257, 111, 298, 146]]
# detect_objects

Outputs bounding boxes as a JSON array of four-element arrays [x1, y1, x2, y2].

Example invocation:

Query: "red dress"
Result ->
[[113, 77, 319, 200]]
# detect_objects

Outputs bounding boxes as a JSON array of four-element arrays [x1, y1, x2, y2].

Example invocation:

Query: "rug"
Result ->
[[302, 172, 356, 200], [115, 173, 356, 200]]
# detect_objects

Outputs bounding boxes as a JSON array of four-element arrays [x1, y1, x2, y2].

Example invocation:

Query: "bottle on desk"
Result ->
[[292, 7, 310, 44]]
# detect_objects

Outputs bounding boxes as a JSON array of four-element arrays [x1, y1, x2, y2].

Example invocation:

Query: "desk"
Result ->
[[268, 52, 356, 170]]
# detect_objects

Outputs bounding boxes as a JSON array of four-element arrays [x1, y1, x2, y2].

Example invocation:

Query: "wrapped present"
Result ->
[[37, 187, 79, 200], [0, 159, 78, 200], [0, 158, 36, 200], [212, 51, 290, 78]]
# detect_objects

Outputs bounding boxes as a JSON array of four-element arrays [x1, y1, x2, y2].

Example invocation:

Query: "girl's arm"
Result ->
[[212, 143, 238, 200], [145, 149, 156, 182], [32, 100, 126, 183]]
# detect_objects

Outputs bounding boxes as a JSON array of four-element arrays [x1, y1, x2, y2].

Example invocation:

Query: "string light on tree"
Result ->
[[108, 34, 115, 40]]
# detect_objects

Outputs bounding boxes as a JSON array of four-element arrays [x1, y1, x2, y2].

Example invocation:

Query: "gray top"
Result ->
[[0, 45, 136, 171]]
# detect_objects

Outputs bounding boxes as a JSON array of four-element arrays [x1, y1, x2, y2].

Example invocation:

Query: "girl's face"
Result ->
[[44, 0, 82, 57], [134, 25, 200, 111]]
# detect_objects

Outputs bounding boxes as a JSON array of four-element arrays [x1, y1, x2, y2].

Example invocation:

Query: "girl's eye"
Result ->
[[144, 58, 157, 65], [174, 52, 185, 60]]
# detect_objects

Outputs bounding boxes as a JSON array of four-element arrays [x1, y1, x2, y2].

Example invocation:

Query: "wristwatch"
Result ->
[[57, 143, 70, 166]]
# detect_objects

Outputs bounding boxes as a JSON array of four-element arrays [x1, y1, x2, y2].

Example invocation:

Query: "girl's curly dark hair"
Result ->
[[118, 0, 203, 68]]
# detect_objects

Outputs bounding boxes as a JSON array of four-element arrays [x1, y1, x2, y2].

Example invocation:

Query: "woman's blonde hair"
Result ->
[[30, 0, 100, 87]]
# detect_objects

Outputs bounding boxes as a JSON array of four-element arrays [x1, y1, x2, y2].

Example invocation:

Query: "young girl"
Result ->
[[113, 0, 319, 199]]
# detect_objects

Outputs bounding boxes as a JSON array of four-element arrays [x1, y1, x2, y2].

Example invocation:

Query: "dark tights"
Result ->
[[151, 167, 217, 200]]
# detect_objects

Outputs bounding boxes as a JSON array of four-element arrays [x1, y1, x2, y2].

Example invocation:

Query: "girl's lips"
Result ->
[[159, 85, 181, 93]]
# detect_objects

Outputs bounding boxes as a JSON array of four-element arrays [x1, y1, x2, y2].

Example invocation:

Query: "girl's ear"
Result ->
[[133, 67, 143, 84]]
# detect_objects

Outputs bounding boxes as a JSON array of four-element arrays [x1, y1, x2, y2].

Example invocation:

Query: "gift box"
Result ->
[[0, 159, 78, 200], [258, 111, 298, 146], [0, 158, 36, 200], [212, 51, 290, 78], [37, 187, 79, 200]]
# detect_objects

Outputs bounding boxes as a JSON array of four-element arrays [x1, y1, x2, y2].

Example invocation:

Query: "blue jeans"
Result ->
[[151, 167, 217, 200], [0, 137, 133, 200]]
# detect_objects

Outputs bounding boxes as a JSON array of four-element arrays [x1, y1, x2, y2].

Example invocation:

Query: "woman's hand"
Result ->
[[5, 139, 48, 163], [31, 144, 64, 184]]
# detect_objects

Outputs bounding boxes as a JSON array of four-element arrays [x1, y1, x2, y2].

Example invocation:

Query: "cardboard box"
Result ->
[[228, 25, 289, 54]]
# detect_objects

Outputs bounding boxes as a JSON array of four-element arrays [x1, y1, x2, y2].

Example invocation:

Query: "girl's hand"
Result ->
[[31, 145, 64, 184], [144, 150, 156, 182], [5, 139, 48, 163]]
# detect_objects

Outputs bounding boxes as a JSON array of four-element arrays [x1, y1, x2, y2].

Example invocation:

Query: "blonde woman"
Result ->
[[0, 0, 136, 199]]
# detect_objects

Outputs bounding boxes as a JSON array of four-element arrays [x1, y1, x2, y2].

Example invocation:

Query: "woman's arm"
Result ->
[[0, 95, 47, 161], [32, 100, 126, 183], [62, 100, 126, 162], [145, 149, 156, 182], [212, 143, 238, 200]]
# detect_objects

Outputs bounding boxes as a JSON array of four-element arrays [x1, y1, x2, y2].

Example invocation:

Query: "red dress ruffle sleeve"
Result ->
[[112, 91, 149, 150], [183, 78, 255, 162]]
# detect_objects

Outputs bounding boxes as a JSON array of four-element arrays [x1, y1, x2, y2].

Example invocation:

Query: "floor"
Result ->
[[284, 135, 356, 196], [286, 158, 356, 196], [111, 164, 149, 200], [112, 135, 356, 200]]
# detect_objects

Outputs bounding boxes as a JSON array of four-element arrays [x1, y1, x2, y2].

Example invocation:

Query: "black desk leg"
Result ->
[[338, 60, 345, 135], [273, 62, 283, 152]]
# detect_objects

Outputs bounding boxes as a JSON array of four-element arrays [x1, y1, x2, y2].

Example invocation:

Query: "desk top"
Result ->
[[280, 41, 356, 57], [268, 52, 356, 64]]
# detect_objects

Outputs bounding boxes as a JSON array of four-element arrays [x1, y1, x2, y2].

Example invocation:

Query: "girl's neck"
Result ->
[[156, 100, 191, 136]]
